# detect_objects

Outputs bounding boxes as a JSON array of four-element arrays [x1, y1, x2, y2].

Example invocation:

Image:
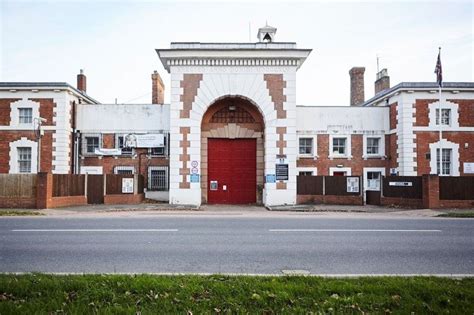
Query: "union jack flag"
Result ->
[[434, 49, 442, 87]]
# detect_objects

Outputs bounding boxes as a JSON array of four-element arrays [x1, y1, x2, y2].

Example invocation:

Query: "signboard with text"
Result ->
[[124, 134, 164, 148], [122, 178, 134, 194], [346, 177, 360, 193]]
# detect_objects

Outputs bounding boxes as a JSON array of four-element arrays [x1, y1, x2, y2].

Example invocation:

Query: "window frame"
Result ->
[[436, 148, 452, 176], [17, 147, 32, 173], [18, 108, 33, 124], [114, 166, 135, 175], [331, 137, 347, 156], [81, 134, 101, 156], [435, 108, 451, 126]]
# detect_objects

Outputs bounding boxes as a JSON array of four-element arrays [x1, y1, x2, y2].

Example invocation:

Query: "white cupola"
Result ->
[[257, 23, 277, 42]]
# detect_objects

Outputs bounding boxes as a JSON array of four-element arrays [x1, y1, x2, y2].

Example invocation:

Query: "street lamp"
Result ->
[[33, 117, 47, 173]]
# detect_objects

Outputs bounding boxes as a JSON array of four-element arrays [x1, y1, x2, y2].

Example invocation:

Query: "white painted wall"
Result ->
[[296, 106, 390, 133], [77, 104, 170, 133]]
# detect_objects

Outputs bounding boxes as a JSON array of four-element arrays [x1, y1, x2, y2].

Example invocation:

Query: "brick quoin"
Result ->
[[0, 99, 20, 125], [264, 74, 287, 119], [179, 74, 203, 119]]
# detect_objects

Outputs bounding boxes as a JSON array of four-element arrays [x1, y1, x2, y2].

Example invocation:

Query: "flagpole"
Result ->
[[438, 47, 442, 176]]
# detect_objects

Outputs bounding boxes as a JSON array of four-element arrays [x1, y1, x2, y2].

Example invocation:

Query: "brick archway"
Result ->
[[201, 96, 264, 204]]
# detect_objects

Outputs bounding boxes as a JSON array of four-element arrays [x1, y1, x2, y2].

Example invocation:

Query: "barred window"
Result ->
[[299, 138, 313, 155], [114, 166, 134, 175], [367, 137, 380, 155], [18, 108, 32, 124], [298, 171, 313, 176], [18, 147, 32, 173]]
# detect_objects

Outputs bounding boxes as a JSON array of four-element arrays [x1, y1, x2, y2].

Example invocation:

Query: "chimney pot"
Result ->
[[349, 67, 365, 106], [77, 69, 86, 93], [375, 68, 390, 95]]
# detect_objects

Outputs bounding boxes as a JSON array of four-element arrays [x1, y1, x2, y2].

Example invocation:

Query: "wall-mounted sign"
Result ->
[[191, 161, 199, 175], [210, 181, 218, 190], [276, 164, 289, 181], [94, 148, 122, 156], [122, 178, 134, 194], [389, 181, 413, 187], [346, 177, 360, 193], [190, 174, 200, 183], [464, 162, 474, 174], [80, 166, 103, 174], [266, 174, 276, 183], [124, 133, 164, 148], [390, 168, 398, 175]]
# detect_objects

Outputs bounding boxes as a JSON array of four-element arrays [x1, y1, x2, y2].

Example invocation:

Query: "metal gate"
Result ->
[[148, 166, 168, 191], [87, 175, 104, 204]]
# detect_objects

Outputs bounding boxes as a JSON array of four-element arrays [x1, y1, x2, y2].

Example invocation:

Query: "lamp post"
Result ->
[[33, 117, 47, 173]]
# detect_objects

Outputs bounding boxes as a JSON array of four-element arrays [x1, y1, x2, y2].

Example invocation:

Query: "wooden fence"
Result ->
[[439, 176, 474, 200], [382, 176, 422, 199], [0, 174, 37, 197], [52, 174, 85, 197], [297, 175, 362, 196], [106, 174, 135, 194]]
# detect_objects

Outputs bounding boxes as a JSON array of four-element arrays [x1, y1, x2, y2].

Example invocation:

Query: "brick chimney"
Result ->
[[152, 70, 165, 104], [374, 68, 390, 95], [349, 67, 365, 106], [77, 69, 86, 93]]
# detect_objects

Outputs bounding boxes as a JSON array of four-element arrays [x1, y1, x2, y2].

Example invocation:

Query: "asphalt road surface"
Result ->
[[1, 214, 473, 274]]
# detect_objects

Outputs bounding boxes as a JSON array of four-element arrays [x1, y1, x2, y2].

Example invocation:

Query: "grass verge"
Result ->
[[0, 210, 43, 216], [0, 274, 473, 314], [438, 212, 474, 218]]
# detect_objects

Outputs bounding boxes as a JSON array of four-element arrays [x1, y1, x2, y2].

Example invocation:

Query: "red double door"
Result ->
[[208, 138, 256, 204]]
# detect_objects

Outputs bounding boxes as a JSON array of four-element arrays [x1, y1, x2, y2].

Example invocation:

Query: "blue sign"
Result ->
[[266, 174, 276, 183], [190, 174, 200, 183]]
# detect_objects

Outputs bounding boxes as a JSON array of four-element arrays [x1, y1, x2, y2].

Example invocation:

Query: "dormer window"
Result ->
[[263, 33, 272, 42]]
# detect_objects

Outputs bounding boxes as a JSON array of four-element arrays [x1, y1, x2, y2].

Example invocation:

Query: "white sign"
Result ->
[[389, 182, 413, 187], [346, 177, 360, 193], [124, 134, 164, 148], [464, 162, 474, 174], [80, 166, 103, 174], [94, 148, 122, 156], [122, 178, 134, 194]]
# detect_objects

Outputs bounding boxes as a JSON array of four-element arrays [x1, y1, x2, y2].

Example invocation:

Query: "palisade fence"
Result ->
[[0, 174, 37, 198], [296, 175, 362, 196]]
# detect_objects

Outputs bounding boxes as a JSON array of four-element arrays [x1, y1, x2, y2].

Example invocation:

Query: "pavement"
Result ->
[[2, 202, 464, 218], [0, 209, 473, 275]]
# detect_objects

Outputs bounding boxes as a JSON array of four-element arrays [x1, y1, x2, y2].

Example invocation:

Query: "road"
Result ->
[[1, 214, 473, 274]]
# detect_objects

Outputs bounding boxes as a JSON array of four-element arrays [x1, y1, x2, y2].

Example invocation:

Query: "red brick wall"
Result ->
[[104, 193, 144, 205], [381, 196, 423, 208], [297, 194, 363, 205], [29, 98, 56, 126], [0, 99, 20, 125], [0, 197, 37, 208], [389, 102, 397, 130], [414, 99, 437, 126], [415, 131, 474, 176], [0, 131, 54, 173], [297, 134, 389, 176], [450, 99, 474, 127], [50, 195, 87, 208], [81, 149, 169, 185]]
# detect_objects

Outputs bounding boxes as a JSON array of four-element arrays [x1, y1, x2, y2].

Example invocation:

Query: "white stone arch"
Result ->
[[190, 73, 278, 126]]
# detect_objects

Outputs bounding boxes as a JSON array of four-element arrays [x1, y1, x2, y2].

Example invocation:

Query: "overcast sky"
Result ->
[[1, 0, 472, 105]]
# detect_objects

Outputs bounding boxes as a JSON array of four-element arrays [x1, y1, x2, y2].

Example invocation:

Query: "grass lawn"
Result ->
[[438, 212, 474, 218], [0, 210, 43, 216], [0, 274, 473, 314]]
